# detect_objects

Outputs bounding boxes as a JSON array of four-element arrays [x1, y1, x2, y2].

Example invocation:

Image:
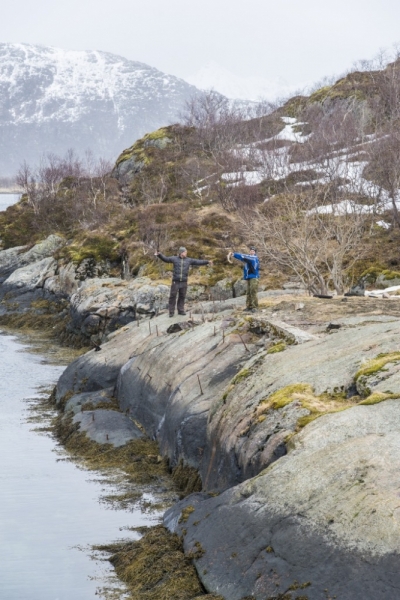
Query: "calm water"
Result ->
[[0, 193, 20, 211], [0, 332, 151, 600]]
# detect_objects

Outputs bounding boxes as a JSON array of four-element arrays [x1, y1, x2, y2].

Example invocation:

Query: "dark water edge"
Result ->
[[0, 328, 161, 600]]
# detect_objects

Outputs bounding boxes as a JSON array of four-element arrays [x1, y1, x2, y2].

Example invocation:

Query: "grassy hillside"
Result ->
[[3, 59, 400, 293]]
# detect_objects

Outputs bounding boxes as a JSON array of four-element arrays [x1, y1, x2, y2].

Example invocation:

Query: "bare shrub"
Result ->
[[15, 150, 118, 235], [240, 191, 369, 295]]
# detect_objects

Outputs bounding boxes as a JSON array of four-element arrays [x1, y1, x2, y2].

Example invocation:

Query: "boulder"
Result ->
[[64, 388, 115, 414], [376, 272, 400, 288], [232, 278, 247, 297], [18, 234, 65, 264], [3, 257, 57, 290], [67, 277, 169, 337], [186, 284, 207, 301], [0, 245, 28, 280], [209, 278, 234, 301], [43, 262, 79, 296], [72, 409, 143, 447], [0, 234, 64, 281]]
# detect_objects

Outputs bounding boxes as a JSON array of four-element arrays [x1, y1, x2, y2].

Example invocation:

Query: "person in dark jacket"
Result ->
[[155, 247, 213, 316], [228, 246, 260, 311]]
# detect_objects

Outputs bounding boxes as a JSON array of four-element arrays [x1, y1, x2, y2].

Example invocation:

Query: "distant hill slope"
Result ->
[[0, 43, 201, 175]]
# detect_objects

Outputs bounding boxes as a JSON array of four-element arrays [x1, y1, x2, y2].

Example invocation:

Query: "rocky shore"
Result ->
[[2, 235, 400, 599]]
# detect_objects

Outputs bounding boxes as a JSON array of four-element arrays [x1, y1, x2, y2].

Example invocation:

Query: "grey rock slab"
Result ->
[[116, 313, 254, 471], [64, 388, 115, 415], [73, 409, 143, 447], [194, 289, 303, 314], [249, 316, 319, 344], [166, 400, 400, 599], [55, 318, 152, 401], [204, 319, 400, 490], [3, 257, 57, 290]]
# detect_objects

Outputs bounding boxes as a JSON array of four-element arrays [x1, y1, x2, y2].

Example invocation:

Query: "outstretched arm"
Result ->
[[189, 258, 212, 267], [232, 252, 245, 262], [154, 252, 174, 264], [232, 252, 255, 265]]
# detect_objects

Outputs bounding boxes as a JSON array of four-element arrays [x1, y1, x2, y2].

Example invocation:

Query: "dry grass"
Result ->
[[54, 413, 170, 486], [94, 525, 224, 600], [172, 460, 202, 498]]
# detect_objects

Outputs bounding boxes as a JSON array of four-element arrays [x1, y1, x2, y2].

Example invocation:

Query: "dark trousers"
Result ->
[[169, 281, 188, 315]]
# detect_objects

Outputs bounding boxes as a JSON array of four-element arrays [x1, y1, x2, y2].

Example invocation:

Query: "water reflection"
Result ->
[[0, 332, 150, 600]]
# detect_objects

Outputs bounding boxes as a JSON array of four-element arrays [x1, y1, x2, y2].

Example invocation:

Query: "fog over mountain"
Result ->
[[0, 43, 201, 175], [187, 60, 302, 102]]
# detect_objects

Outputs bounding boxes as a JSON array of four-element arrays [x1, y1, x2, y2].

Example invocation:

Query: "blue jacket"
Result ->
[[233, 253, 260, 280]]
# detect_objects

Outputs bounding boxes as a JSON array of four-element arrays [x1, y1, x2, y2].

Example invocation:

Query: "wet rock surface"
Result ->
[[73, 409, 144, 447]]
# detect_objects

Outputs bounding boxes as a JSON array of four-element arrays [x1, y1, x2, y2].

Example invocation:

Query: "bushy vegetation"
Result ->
[[3, 56, 400, 292]]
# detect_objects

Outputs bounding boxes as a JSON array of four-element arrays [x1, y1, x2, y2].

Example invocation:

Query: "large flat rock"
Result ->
[[166, 399, 400, 600], [203, 318, 400, 490]]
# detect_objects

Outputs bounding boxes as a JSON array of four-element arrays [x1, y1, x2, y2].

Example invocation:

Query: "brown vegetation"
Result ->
[[4, 58, 400, 294]]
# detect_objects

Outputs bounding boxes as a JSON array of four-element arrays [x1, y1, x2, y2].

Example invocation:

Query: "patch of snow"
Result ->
[[307, 200, 375, 216], [376, 220, 391, 229], [365, 285, 400, 297], [221, 171, 264, 186]]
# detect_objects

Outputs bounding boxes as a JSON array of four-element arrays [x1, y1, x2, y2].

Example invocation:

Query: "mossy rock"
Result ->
[[59, 235, 120, 265], [308, 71, 379, 105], [255, 383, 355, 430]]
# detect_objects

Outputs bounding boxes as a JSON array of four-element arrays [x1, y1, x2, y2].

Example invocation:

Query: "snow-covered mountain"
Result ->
[[0, 43, 201, 175], [187, 61, 302, 102]]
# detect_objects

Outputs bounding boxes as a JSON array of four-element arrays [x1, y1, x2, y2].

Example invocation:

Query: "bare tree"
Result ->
[[366, 129, 400, 227], [240, 190, 369, 295], [15, 149, 116, 234]]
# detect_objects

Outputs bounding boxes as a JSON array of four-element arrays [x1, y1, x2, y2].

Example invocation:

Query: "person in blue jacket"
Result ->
[[228, 246, 260, 311]]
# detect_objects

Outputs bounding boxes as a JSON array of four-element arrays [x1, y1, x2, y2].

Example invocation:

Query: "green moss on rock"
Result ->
[[354, 352, 400, 380]]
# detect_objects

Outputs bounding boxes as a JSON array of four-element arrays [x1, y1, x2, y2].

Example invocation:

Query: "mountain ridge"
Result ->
[[0, 42, 202, 175]]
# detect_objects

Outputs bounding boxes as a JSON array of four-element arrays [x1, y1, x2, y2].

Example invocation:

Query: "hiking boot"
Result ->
[[178, 311, 186, 316], [169, 313, 174, 317]]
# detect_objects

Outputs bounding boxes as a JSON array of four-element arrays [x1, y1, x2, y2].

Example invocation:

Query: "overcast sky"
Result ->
[[2, 0, 400, 92]]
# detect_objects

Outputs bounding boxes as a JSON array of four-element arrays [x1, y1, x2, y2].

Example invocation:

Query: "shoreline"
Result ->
[[3, 236, 400, 597], [2, 321, 216, 599]]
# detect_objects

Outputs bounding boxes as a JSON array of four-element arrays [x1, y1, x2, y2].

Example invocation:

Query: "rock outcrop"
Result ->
[[4, 230, 400, 599], [73, 409, 144, 447], [53, 293, 400, 599], [165, 400, 400, 599], [0, 235, 170, 341]]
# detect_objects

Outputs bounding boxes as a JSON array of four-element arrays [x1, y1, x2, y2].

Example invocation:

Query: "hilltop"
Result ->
[[3, 57, 400, 299], [0, 43, 201, 174]]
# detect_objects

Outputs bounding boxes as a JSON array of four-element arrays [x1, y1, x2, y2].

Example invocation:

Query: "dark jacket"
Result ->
[[233, 252, 260, 280], [157, 253, 209, 282]]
